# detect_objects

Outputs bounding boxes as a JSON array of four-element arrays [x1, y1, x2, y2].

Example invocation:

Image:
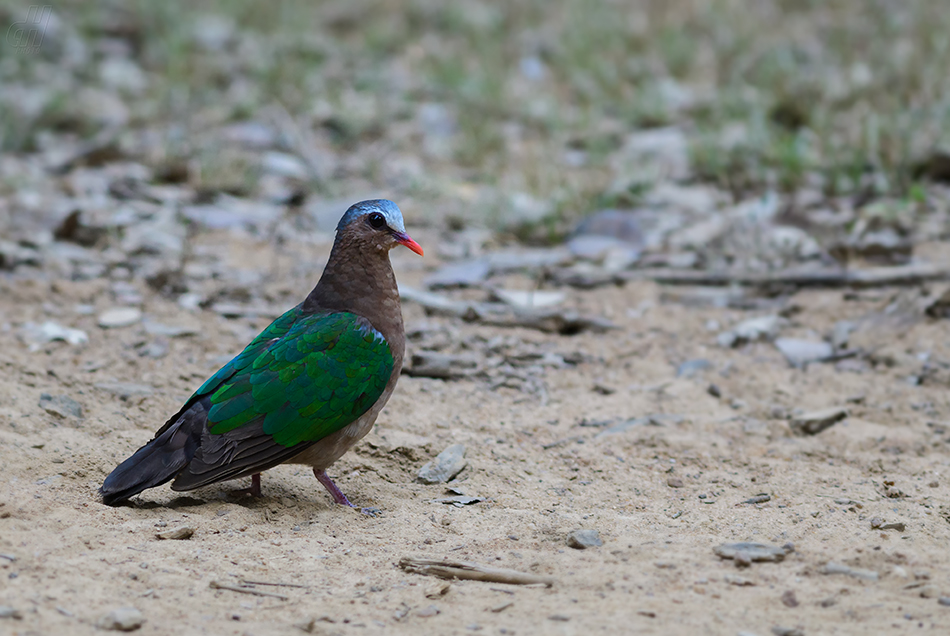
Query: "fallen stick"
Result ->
[[240, 579, 309, 588], [399, 557, 554, 587], [209, 580, 289, 600], [622, 263, 950, 288], [398, 286, 615, 334]]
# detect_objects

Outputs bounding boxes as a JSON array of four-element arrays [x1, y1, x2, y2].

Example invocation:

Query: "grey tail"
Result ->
[[99, 400, 208, 506]]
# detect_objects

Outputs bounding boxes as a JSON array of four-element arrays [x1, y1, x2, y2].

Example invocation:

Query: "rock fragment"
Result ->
[[21, 321, 88, 350], [567, 529, 603, 549], [98, 307, 142, 328], [38, 393, 83, 419], [714, 542, 792, 565], [97, 607, 144, 631], [821, 562, 878, 581], [718, 315, 785, 348], [780, 590, 799, 607], [790, 407, 848, 436], [774, 338, 833, 367], [156, 525, 195, 540], [0, 606, 23, 619], [676, 358, 711, 378], [492, 289, 566, 309], [416, 444, 468, 484]]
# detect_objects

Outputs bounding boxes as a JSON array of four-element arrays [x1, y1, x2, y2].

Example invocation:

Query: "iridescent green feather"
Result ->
[[192, 306, 393, 448]]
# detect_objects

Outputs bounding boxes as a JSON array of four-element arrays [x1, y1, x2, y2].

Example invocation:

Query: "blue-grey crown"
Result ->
[[337, 199, 405, 233]]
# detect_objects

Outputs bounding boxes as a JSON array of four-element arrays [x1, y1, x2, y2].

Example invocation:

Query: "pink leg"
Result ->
[[313, 469, 354, 507], [231, 473, 262, 497]]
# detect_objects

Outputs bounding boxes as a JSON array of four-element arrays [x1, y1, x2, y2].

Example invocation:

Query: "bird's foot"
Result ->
[[360, 507, 383, 517], [230, 473, 262, 498], [313, 469, 354, 507]]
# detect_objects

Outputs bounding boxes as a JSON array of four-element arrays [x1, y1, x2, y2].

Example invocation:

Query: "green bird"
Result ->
[[100, 200, 423, 507]]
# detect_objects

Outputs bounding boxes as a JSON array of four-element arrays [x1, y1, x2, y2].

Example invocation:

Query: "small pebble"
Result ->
[[156, 525, 195, 540], [713, 542, 792, 565], [567, 529, 603, 549], [790, 407, 848, 436], [424, 582, 451, 599], [869, 517, 905, 532], [416, 444, 468, 484], [416, 605, 440, 618], [98, 307, 142, 329], [822, 562, 878, 581], [938, 597, 950, 607], [38, 393, 83, 419], [0, 606, 23, 619], [774, 337, 832, 367], [667, 476, 684, 488], [724, 574, 755, 586], [781, 590, 799, 608], [771, 627, 803, 636], [97, 607, 144, 631], [548, 615, 570, 622], [676, 358, 712, 378], [918, 585, 941, 599]]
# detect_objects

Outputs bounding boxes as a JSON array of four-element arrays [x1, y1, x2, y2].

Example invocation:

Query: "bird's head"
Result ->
[[336, 199, 424, 256]]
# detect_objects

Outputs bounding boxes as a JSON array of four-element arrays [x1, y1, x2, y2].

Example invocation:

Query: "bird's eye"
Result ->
[[367, 212, 386, 229]]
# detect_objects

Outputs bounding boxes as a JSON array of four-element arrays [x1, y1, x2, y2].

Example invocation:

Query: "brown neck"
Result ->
[[302, 235, 405, 371]]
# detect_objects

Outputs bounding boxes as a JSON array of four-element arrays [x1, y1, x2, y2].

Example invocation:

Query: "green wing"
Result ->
[[194, 307, 394, 448]]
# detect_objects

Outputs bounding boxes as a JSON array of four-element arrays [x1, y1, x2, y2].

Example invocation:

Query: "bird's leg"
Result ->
[[313, 469, 353, 507], [313, 469, 381, 515], [231, 473, 262, 497]]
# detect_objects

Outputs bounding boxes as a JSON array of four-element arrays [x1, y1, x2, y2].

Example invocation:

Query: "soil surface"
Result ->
[[3, 229, 950, 636]]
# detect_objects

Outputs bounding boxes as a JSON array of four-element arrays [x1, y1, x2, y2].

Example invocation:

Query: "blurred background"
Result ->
[[5, 7, 950, 632], [1, 0, 949, 278]]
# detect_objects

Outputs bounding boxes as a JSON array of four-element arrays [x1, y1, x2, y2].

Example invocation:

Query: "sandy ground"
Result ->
[[3, 230, 950, 636]]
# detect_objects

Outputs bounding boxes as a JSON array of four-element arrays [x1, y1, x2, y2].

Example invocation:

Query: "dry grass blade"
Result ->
[[239, 579, 309, 588], [209, 581, 289, 600], [399, 557, 555, 587]]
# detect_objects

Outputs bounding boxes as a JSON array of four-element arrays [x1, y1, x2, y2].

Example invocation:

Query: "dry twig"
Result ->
[[209, 580, 289, 600], [624, 263, 950, 288], [399, 557, 554, 587], [399, 286, 615, 335]]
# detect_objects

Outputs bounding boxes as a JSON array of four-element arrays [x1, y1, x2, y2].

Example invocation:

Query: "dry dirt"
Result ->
[[3, 230, 950, 636]]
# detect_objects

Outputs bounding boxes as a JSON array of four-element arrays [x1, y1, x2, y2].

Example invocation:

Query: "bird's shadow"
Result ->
[[97, 479, 375, 513], [111, 495, 210, 510], [108, 490, 353, 513]]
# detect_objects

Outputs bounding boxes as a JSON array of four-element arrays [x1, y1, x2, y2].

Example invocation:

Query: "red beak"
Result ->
[[393, 232, 424, 256]]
